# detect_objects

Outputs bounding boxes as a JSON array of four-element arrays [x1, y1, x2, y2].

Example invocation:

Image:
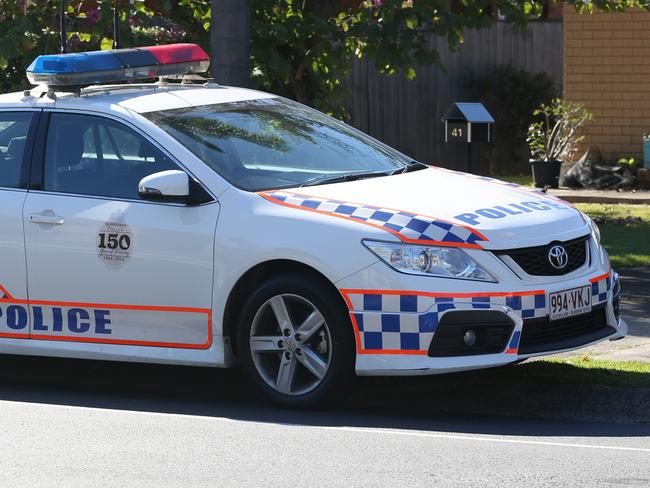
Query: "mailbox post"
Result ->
[[442, 102, 494, 174]]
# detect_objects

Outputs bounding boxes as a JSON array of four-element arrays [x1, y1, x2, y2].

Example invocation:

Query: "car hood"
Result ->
[[270, 167, 589, 250]]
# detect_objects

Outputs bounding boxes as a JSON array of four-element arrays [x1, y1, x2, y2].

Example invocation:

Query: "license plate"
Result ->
[[548, 285, 592, 321]]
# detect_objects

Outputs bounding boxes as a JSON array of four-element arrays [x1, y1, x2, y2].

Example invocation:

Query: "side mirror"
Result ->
[[138, 170, 211, 205]]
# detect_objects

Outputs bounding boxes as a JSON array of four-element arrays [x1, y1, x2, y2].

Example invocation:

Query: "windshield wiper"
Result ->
[[298, 161, 427, 188], [391, 161, 428, 175], [299, 171, 391, 188]]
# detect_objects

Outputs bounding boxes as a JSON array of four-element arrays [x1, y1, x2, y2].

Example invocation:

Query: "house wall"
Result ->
[[564, 8, 650, 161]]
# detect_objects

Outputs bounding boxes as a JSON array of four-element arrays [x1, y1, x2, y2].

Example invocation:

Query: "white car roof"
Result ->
[[0, 84, 277, 114]]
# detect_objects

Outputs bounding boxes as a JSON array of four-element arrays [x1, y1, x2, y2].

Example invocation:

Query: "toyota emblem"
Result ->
[[548, 245, 569, 270]]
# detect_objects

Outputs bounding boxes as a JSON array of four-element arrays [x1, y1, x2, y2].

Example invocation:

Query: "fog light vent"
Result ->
[[428, 311, 515, 357]]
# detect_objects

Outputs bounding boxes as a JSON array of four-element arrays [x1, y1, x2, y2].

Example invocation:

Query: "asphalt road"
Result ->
[[0, 354, 649, 488]]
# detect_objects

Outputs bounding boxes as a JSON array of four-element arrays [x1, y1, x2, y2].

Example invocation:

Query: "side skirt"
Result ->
[[0, 336, 227, 368]]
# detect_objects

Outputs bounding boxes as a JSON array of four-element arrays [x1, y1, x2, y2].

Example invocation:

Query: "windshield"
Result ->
[[143, 97, 413, 191]]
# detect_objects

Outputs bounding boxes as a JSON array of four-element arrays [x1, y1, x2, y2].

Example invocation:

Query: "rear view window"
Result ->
[[0, 112, 33, 189]]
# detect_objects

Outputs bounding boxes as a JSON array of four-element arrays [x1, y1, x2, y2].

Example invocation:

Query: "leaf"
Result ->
[[101, 37, 113, 51], [405, 15, 418, 30]]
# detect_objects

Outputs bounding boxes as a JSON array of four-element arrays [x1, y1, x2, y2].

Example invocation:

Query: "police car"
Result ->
[[0, 43, 624, 405]]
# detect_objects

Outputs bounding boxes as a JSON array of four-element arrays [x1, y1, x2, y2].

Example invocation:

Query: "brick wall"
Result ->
[[564, 8, 650, 161]]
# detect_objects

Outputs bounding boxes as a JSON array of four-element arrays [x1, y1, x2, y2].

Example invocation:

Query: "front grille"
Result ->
[[497, 235, 589, 276], [518, 304, 615, 355]]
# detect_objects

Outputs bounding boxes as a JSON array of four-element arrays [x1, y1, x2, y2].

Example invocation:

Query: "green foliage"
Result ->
[[468, 65, 557, 175], [2, 0, 650, 117], [248, 0, 548, 115], [618, 157, 639, 169], [527, 98, 593, 162], [0, 0, 188, 93], [250, 1, 353, 116], [243, 0, 650, 116]]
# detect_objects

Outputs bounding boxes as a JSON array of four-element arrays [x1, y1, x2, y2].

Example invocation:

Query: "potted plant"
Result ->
[[527, 98, 592, 188]]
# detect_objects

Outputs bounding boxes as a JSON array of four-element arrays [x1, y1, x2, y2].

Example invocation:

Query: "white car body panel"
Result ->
[[285, 168, 589, 250], [0, 189, 29, 325], [22, 192, 218, 348], [0, 85, 624, 375]]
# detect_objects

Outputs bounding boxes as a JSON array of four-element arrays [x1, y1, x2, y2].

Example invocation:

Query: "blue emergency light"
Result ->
[[26, 43, 210, 87]]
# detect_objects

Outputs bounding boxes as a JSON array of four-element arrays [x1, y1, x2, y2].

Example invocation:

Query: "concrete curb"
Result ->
[[547, 189, 650, 205]]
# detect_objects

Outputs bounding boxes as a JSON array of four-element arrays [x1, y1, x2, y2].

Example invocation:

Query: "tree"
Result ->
[[246, 0, 650, 116], [210, 0, 250, 87], [1, 0, 649, 115], [0, 0, 189, 92]]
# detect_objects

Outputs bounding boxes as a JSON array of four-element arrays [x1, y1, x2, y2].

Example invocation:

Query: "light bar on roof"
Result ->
[[26, 43, 210, 87]]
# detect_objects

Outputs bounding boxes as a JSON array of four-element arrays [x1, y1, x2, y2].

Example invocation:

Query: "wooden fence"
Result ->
[[345, 21, 563, 175]]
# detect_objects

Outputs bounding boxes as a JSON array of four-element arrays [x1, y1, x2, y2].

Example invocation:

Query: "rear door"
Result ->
[[0, 110, 39, 339], [23, 111, 219, 349]]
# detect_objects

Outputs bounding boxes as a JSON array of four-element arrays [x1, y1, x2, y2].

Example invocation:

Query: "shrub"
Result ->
[[467, 65, 557, 175], [527, 98, 592, 162]]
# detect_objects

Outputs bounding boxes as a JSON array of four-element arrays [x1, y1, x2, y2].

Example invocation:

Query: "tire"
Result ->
[[237, 273, 354, 407]]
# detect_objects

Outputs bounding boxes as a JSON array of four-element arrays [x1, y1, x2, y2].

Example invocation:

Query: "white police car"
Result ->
[[0, 43, 624, 405]]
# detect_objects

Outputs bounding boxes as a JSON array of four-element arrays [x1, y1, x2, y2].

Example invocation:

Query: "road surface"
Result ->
[[0, 354, 648, 488]]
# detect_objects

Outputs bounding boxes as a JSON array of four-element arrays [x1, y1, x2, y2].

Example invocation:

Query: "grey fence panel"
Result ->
[[345, 21, 563, 175]]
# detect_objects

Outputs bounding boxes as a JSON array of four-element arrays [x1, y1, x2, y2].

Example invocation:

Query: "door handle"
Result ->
[[29, 213, 65, 225]]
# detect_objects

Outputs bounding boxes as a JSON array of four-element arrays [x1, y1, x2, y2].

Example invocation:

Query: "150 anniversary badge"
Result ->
[[97, 221, 133, 269]]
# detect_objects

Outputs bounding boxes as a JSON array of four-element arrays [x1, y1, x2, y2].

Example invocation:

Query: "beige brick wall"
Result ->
[[564, 8, 650, 161]]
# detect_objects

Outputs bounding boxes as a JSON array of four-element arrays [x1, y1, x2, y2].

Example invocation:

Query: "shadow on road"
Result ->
[[1, 354, 649, 438], [620, 267, 650, 303], [622, 305, 650, 338]]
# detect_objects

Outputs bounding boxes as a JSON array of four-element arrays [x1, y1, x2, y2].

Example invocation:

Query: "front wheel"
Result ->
[[237, 274, 354, 407]]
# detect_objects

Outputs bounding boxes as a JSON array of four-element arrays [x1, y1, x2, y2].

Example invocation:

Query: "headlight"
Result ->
[[364, 240, 497, 282], [591, 219, 601, 244]]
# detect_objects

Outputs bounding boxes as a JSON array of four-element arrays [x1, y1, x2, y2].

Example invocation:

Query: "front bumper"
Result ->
[[337, 260, 625, 376]]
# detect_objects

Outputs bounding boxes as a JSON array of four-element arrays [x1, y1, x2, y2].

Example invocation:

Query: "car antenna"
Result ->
[[59, 0, 67, 53], [113, 0, 121, 49]]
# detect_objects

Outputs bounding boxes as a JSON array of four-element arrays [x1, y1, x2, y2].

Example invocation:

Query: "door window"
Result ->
[[0, 112, 33, 189], [44, 113, 179, 200]]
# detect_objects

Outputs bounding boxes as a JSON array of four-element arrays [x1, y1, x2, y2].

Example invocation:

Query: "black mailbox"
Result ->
[[442, 102, 494, 143]]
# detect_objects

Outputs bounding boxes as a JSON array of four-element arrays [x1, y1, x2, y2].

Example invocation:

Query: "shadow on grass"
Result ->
[[353, 360, 650, 423], [1, 354, 649, 435], [600, 223, 650, 269]]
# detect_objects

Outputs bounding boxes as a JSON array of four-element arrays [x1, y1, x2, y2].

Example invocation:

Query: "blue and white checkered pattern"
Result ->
[[261, 190, 486, 247], [591, 275, 612, 304], [345, 292, 546, 353]]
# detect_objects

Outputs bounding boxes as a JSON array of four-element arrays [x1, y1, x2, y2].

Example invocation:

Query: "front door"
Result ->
[[23, 112, 218, 349], [0, 110, 37, 339]]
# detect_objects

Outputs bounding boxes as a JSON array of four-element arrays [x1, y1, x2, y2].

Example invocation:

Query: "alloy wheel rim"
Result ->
[[249, 294, 332, 396]]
